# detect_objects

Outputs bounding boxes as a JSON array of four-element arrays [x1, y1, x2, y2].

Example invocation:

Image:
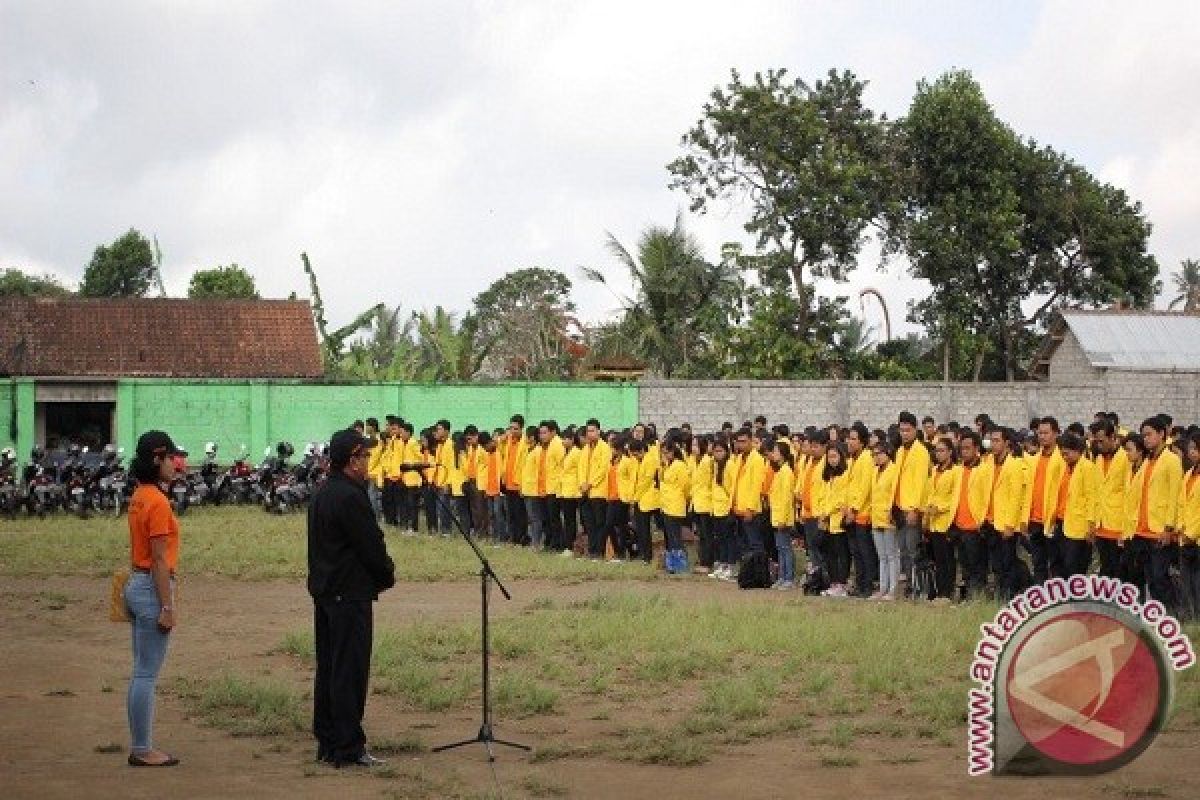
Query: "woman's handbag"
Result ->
[[109, 568, 132, 623]]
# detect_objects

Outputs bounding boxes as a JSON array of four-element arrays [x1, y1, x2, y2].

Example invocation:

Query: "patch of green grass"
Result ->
[[0, 506, 658, 582], [609, 726, 710, 766], [697, 670, 777, 721], [371, 733, 426, 755], [529, 744, 577, 763], [493, 672, 559, 717], [819, 753, 860, 767], [520, 774, 568, 798], [176, 672, 304, 737], [1101, 784, 1169, 799], [93, 742, 123, 753]]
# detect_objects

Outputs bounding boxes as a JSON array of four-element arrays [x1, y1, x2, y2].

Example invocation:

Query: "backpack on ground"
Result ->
[[665, 548, 690, 575], [910, 554, 936, 601], [737, 551, 772, 589], [801, 563, 831, 596]]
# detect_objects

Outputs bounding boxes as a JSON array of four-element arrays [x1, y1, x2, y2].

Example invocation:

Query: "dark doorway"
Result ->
[[43, 402, 115, 451]]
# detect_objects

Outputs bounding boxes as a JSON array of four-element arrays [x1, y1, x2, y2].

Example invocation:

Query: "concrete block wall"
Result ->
[[639, 378, 1198, 433], [1048, 331, 1104, 384]]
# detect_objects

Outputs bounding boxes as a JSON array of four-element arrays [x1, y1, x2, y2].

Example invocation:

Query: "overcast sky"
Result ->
[[2, 1, 1197, 339]]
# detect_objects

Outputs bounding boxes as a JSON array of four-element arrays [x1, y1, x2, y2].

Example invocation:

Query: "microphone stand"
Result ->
[[408, 464, 530, 762]]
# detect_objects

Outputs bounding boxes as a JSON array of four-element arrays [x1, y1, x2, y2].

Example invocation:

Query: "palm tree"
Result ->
[[413, 306, 475, 381], [1168, 258, 1200, 312], [584, 212, 738, 377]]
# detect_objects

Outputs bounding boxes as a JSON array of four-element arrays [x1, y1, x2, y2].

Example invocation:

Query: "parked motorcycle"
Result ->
[[0, 448, 20, 519]]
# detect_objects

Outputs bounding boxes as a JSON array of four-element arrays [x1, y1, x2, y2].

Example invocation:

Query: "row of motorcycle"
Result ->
[[0, 441, 330, 520]]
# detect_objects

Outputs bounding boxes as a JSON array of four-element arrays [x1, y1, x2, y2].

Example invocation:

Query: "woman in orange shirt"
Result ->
[[124, 431, 183, 767]]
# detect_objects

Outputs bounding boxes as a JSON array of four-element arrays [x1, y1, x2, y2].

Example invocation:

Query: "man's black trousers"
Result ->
[[313, 599, 373, 765]]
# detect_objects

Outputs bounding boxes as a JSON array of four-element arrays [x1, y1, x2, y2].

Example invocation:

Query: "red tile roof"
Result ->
[[0, 297, 323, 378]]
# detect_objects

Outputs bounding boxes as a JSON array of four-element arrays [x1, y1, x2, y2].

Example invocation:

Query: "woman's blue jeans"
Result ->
[[125, 571, 172, 754]]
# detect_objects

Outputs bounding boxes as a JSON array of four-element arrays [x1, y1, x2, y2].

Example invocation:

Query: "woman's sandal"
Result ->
[[127, 752, 180, 767]]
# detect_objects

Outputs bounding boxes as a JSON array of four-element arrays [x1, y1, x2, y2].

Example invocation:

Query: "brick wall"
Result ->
[[1048, 331, 1104, 384], [639, 377, 1198, 432]]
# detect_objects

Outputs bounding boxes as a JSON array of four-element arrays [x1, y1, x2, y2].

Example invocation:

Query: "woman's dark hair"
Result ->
[[712, 439, 730, 485], [822, 442, 848, 481], [694, 436, 710, 458], [775, 439, 793, 466], [131, 455, 160, 484], [1125, 433, 1149, 458], [933, 436, 958, 466]]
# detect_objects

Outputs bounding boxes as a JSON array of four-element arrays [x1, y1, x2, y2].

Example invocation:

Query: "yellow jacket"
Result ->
[[1023, 447, 1066, 527], [731, 450, 766, 516], [768, 463, 796, 529], [433, 438, 455, 489], [379, 437, 403, 482], [559, 447, 582, 499], [400, 438, 423, 488], [843, 450, 874, 526], [578, 440, 612, 498], [1179, 469, 1200, 541], [711, 459, 735, 518], [479, 449, 502, 497], [449, 447, 468, 497], [541, 436, 565, 497], [520, 442, 540, 497], [501, 433, 528, 492], [1059, 458, 1099, 540], [366, 438, 385, 487], [953, 460, 994, 531], [796, 455, 825, 519], [1128, 449, 1185, 538], [1093, 449, 1131, 538], [925, 465, 961, 534], [617, 455, 638, 503], [870, 462, 898, 529], [814, 469, 849, 534], [659, 459, 691, 518], [634, 454, 660, 512], [894, 441, 932, 512], [989, 454, 1027, 533], [691, 454, 714, 514]]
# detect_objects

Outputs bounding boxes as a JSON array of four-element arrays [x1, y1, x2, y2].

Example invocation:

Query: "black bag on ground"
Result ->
[[910, 554, 936, 601], [801, 563, 830, 596], [737, 551, 772, 589]]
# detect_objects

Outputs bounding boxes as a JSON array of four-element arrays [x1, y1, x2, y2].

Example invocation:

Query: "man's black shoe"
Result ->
[[334, 751, 387, 768]]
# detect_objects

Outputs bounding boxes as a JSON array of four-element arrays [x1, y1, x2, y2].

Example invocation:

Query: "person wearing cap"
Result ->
[[123, 430, 184, 767], [308, 428, 396, 768]]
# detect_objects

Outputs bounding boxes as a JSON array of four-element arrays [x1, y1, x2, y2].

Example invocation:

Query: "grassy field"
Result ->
[[0, 505, 657, 582]]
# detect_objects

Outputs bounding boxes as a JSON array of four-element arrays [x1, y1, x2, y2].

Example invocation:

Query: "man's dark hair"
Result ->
[[628, 438, 646, 454], [463, 424, 479, 436], [1039, 416, 1060, 433], [586, 417, 601, 429], [478, 431, 492, 446], [1125, 433, 1149, 457], [353, 419, 365, 430], [921, 415, 935, 426], [959, 430, 982, 449], [401, 421, 414, 434], [899, 411, 918, 427], [1142, 416, 1168, 434], [365, 417, 379, 430], [436, 419, 451, 431], [754, 415, 768, 426], [1060, 432, 1086, 455], [1090, 418, 1116, 438], [510, 414, 525, 426], [997, 426, 1018, 447], [1066, 422, 1086, 437], [1107, 411, 1120, 426]]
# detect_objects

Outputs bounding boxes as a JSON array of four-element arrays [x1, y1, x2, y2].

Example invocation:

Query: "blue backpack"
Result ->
[[665, 548, 689, 575]]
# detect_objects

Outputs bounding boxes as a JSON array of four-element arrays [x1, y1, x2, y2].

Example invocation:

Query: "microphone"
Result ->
[[394, 463, 429, 472]]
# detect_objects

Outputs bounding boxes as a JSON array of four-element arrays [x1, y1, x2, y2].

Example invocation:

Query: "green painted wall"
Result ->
[[2, 379, 35, 462], [114, 380, 638, 460]]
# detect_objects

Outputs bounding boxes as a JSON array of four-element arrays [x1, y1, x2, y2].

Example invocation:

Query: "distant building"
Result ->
[[1032, 309, 1200, 383], [0, 297, 322, 449]]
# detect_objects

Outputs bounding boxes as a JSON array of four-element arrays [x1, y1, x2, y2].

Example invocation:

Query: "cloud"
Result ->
[[0, 0, 1195, 337]]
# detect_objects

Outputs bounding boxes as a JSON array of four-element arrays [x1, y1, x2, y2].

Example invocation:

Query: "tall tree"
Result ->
[[301, 252, 381, 376], [895, 70, 1158, 379], [0, 268, 72, 298], [668, 68, 892, 329], [1167, 258, 1200, 312], [584, 214, 742, 378], [414, 306, 476, 381], [187, 264, 260, 299], [79, 228, 156, 297], [466, 268, 580, 380]]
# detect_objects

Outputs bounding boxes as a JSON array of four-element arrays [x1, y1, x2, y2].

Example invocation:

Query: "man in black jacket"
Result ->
[[308, 428, 396, 767]]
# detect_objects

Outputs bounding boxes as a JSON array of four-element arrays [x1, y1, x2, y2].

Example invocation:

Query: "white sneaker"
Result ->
[[607, 557, 623, 564], [559, 549, 573, 557], [778, 580, 795, 590], [708, 565, 722, 579]]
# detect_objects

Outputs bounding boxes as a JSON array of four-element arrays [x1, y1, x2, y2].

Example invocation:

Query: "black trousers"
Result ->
[[849, 521, 878, 595], [465, 481, 487, 536], [581, 497, 608, 557], [1061, 536, 1092, 577], [1095, 537, 1122, 578], [632, 507, 653, 563], [929, 533, 956, 599], [1026, 521, 1051, 583], [994, 532, 1019, 602], [693, 512, 714, 567], [504, 489, 527, 544], [313, 599, 373, 764], [399, 485, 420, 531], [824, 531, 850, 585], [1129, 536, 1177, 610], [1048, 523, 1067, 579], [381, 481, 402, 526], [955, 527, 988, 595], [559, 497, 579, 551], [1180, 542, 1200, 621], [605, 501, 630, 558]]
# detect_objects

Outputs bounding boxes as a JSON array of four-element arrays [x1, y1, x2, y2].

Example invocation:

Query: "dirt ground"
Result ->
[[1, 575, 1196, 800]]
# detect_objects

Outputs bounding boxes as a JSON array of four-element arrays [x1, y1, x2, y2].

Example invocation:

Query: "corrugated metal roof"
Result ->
[[1063, 311, 1200, 371]]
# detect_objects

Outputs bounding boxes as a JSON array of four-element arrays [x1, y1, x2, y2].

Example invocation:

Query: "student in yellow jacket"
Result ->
[[1127, 418, 1185, 606], [870, 442, 900, 599], [768, 440, 798, 588], [710, 439, 738, 580], [1178, 433, 1200, 617], [951, 431, 994, 598], [629, 438, 659, 564], [815, 443, 852, 596], [658, 442, 691, 562], [500, 415, 530, 544], [893, 412, 932, 587], [690, 437, 716, 571], [988, 427, 1027, 600], [558, 430, 582, 555], [577, 419, 612, 558], [1056, 433, 1099, 577], [1089, 417, 1130, 577], [730, 429, 767, 555], [1022, 417, 1067, 583], [924, 437, 961, 601], [842, 424, 876, 596]]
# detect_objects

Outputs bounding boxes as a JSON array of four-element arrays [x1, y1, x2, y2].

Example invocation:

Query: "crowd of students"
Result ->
[[351, 409, 1200, 617]]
